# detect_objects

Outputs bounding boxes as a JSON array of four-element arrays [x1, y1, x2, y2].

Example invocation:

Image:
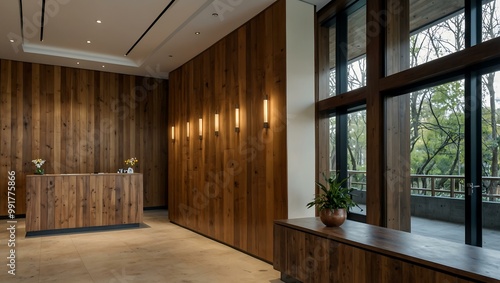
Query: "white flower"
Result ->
[[32, 159, 46, 168]]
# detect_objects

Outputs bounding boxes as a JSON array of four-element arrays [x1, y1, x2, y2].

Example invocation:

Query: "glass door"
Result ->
[[481, 70, 500, 250], [408, 80, 466, 245]]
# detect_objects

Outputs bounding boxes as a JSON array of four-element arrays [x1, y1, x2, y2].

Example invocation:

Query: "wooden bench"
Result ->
[[274, 218, 500, 283]]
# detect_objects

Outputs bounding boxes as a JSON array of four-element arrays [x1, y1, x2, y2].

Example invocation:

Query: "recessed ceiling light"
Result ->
[[212, 13, 218, 17], [77, 62, 80, 65], [9, 39, 14, 43], [96, 20, 102, 24], [195, 32, 201, 35], [102, 65, 105, 68], [87, 40, 91, 44]]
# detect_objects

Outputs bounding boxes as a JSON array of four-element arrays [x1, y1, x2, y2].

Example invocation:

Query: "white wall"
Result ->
[[286, 0, 316, 219]]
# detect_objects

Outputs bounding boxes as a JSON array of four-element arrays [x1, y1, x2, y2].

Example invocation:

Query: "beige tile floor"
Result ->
[[0, 209, 281, 283]]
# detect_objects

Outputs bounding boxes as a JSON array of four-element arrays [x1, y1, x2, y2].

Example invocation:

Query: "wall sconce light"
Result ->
[[263, 95, 269, 129], [171, 126, 175, 142], [199, 118, 203, 140], [215, 113, 220, 136], [186, 121, 190, 140], [235, 106, 240, 133]]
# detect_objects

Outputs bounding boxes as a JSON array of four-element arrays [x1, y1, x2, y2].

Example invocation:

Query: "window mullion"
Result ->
[[334, 11, 349, 182], [464, 0, 483, 247], [465, 0, 482, 47]]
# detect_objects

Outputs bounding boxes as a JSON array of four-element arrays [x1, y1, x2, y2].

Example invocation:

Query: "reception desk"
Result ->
[[26, 173, 143, 233]]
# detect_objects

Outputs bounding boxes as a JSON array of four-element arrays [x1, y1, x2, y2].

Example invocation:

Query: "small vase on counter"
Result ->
[[32, 158, 46, 175], [124, 157, 138, 174]]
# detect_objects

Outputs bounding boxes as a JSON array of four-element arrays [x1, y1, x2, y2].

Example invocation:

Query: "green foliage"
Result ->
[[410, 80, 465, 177], [306, 173, 360, 211], [329, 111, 368, 174]]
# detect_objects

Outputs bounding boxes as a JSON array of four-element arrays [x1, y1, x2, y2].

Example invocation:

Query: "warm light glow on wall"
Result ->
[[235, 107, 240, 133], [199, 118, 203, 140], [215, 113, 219, 136], [171, 126, 175, 142], [186, 121, 190, 139], [263, 95, 269, 128]]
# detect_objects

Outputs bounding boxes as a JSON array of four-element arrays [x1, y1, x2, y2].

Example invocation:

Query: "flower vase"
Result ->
[[35, 168, 45, 175], [127, 167, 134, 173]]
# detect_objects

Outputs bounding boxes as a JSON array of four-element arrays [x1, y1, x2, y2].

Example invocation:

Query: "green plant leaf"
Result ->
[[307, 172, 359, 211]]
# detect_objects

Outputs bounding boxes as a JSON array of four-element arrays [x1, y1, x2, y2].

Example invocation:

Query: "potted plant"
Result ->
[[306, 172, 360, 227], [32, 158, 46, 175]]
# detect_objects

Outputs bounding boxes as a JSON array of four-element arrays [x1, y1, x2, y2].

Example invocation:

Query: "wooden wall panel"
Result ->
[[0, 59, 168, 216], [168, 0, 288, 262]]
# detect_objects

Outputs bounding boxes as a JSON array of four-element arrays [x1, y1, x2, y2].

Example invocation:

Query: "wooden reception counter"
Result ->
[[26, 173, 143, 233]]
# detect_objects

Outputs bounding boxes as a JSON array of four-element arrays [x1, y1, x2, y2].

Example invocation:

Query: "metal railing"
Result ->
[[344, 170, 500, 202]]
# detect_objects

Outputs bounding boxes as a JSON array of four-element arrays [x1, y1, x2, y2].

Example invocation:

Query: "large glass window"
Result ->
[[328, 25, 336, 97], [329, 110, 366, 216], [410, 80, 465, 186], [409, 79, 466, 245], [347, 110, 366, 214], [408, 72, 500, 251], [481, 70, 500, 250], [482, 0, 500, 42], [318, 0, 500, 248], [410, 2, 465, 67], [347, 6, 366, 91], [326, 1, 366, 98], [409, 0, 499, 67]]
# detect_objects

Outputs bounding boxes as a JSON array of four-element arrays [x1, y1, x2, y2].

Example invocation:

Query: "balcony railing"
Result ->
[[345, 170, 500, 202]]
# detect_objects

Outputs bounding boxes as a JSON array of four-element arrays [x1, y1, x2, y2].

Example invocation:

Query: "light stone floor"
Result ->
[[0, 209, 281, 283]]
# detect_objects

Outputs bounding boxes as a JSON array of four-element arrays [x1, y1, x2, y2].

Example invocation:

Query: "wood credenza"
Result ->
[[26, 173, 143, 233], [274, 218, 500, 283]]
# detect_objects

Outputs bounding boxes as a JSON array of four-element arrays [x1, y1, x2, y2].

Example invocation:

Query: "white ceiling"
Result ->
[[0, 0, 329, 79]]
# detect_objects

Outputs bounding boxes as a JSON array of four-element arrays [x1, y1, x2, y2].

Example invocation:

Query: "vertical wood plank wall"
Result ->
[[384, 0, 411, 231], [0, 59, 168, 216], [168, 0, 288, 262]]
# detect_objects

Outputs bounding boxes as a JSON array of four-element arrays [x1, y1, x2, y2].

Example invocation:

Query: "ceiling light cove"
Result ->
[[22, 43, 138, 67], [0, 0, 314, 78]]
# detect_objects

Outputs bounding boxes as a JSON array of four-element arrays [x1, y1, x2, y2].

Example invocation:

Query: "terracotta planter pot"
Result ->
[[320, 208, 347, 227]]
